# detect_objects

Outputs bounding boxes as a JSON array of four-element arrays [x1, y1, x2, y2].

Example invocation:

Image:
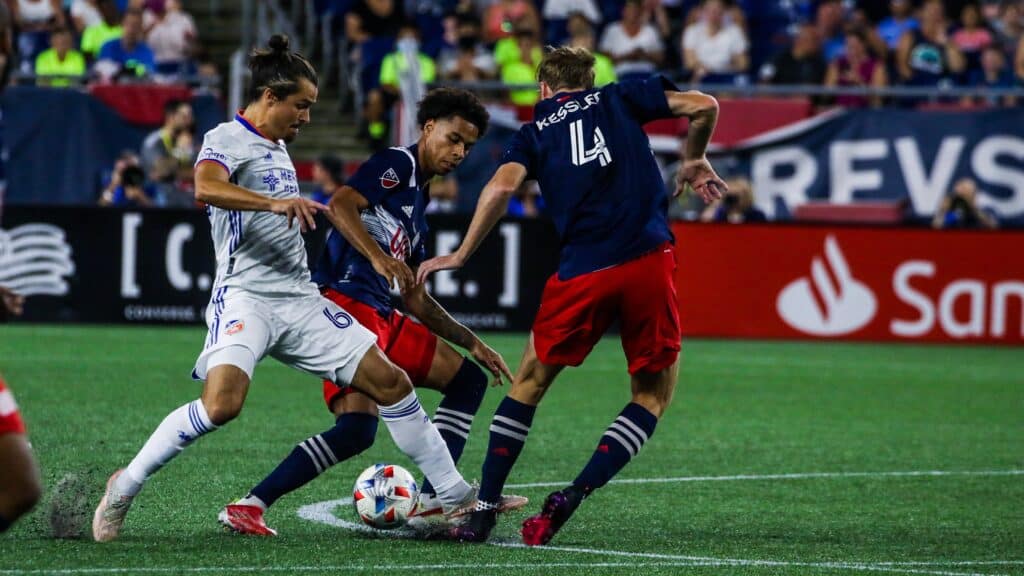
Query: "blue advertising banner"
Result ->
[[724, 109, 1024, 224]]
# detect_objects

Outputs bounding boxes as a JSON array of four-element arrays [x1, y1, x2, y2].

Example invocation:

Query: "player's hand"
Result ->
[[271, 197, 329, 232], [415, 253, 465, 285], [372, 255, 415, 294], [470, 340, 514, 386], [0, 286, 25, 318], [676, 157, 727, 204]]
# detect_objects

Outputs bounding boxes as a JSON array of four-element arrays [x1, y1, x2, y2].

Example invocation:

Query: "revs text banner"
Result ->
[[673, 223, 1024, 344]]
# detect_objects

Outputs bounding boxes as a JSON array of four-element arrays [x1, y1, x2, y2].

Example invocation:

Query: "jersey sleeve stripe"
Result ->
[[196, 158, 231, 175]]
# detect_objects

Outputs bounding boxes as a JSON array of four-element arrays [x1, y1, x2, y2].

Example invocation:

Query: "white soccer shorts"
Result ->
[[192, 288, 377, 386]]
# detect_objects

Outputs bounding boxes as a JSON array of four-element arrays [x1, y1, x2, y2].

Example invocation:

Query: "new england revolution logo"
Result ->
[[380, 168, 400, 189]]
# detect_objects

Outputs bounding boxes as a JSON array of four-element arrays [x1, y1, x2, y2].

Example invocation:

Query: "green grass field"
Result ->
[[0, 325, 1022, 575]]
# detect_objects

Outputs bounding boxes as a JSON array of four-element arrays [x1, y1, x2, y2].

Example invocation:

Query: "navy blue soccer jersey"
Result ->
[[312, 145, 429, 314], [501, 75, 677, 279]]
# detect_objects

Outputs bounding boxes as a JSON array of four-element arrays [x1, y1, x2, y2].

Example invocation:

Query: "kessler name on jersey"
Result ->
[[534, 92, 601, 131]]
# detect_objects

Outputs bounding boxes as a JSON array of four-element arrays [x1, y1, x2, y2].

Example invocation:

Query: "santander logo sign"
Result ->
[[777, 236, 877, 336]]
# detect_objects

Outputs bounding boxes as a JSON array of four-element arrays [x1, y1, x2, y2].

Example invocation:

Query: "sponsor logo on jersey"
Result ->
[[225, 319, 245, 335], [380, 168, 400, 189], [776, 236, 877, 336]]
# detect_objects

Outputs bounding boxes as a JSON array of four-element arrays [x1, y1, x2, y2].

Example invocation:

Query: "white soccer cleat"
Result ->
[[92, 469, 135, 542], [405, 492, 448, 533]]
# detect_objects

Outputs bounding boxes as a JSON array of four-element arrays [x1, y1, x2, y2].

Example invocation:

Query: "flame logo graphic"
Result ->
[[776, 236, 876, 336]]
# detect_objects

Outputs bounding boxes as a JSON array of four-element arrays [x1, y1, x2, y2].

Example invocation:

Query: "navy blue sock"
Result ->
[[250, 412, 378, 507], [477, 396, 536, 506], [0, 514, 9, 533], [573, 403, 658, 495], [420, 359, 487, 496]]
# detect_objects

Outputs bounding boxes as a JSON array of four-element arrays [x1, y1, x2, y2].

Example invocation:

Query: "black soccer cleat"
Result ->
[[520, 486, 585, 546], [449, 508, 498, 543]]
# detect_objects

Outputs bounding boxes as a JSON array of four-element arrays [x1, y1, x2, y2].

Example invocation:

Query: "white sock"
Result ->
[[378, 391, 472, 507], [116, 399, 218, 496]]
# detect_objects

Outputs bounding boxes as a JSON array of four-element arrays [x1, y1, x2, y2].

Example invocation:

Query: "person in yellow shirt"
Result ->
[[35, 28, 86, 87], [365, 24, 437, 150], [80, 0, 122, 58], [500, 27, 543, 106]]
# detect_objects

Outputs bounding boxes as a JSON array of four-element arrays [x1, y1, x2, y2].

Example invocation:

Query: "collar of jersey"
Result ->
[[234, 111, 276, 143]]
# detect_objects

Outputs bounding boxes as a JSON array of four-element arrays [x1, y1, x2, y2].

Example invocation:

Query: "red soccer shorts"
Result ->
[[0, 377, 26, 435], [532, 242, 681, 374], [320, 288, 437, 409]]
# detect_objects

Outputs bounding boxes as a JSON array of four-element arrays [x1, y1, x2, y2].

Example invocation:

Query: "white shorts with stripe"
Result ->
[[192, 287, 377, 386]]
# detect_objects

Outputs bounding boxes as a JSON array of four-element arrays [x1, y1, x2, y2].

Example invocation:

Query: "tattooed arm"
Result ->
[[402, 278, 513, 384]]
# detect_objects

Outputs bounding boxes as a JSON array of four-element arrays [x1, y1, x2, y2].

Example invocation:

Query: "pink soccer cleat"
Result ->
[[218, 503, 278, 536]]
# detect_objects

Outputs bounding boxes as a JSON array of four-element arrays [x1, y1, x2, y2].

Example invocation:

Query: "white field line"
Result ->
[[505, 469, 1024, 489], [295, 498, 1019, 576]]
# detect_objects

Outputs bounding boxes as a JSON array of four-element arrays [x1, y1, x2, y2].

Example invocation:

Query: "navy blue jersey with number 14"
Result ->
[[501, 75, 678, 280]]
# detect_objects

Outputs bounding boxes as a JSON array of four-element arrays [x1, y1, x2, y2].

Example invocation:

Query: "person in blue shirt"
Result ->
[[418, 46, 727, 545], [97, 9, 155, 77], [310, 154, 345, 206], [223, 88, 526, 536]]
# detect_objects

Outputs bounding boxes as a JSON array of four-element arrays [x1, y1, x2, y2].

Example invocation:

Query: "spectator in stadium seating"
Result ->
[[700, 177, 765, 224], [144, 0, 196, 76], [990, 1, 1022, 57], [97, 8, 155, 77], [508, 181, 543, 217], [80, 0, 121, 59], [1015, 33, 1024, 85], [365, 22, 437, 149], [952, 2, 994, 84], [500, 26, 543, 106], [877, 0, 919, 52], [541, 0, 600, 45], [896, 0, 966, 88], [311, 154, 345, 206], [10, 0, 65, 74], [71, 0, 102, 34], [599, 0, 663, 81], [347, 0, 405, 136], [483, 0, 540, 43], [815, 0, 846, 62], [681, 0, 748, 83], [967, 44, 1016, 106], [34, 27, 86, 87], [565, 12, 616, 86], [439, 15, 497, 82], [760, 23, 826, 86], [141, 98, 194, 207], [825, 29, 888, 108], [99, 164, 158, 207], [932, 178, 998, 229]]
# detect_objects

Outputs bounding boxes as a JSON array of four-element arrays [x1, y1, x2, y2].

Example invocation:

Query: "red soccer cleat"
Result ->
[[521, 487, 584, 546], [218, 503, 278, 536]]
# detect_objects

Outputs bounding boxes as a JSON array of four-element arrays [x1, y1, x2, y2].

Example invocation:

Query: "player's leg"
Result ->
[[277, 296, 474, 514], [522, 244, 681, 546], [221, 390, 378, 536], [0, 379, 42, 533], [94, 294, 270, 542]]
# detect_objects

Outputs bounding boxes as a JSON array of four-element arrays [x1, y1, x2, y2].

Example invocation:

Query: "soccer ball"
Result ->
[[352, 463, 419, 529]]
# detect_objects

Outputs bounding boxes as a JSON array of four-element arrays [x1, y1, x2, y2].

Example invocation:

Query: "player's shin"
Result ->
[[247, 412, 378, 508], [477, 396, 536, 509], [117, 398, 220, 496], [572, 402, 658, 494], [378, 390, 473, 508], [420, 358, 486, 497]]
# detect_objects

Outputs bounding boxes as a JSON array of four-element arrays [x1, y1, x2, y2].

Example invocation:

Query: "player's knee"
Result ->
[[375, 364, 413, 406], [204, 397, 244, 425]]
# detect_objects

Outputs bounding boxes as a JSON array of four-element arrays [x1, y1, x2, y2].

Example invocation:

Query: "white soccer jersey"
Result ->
[[195, 114, 318, 298]]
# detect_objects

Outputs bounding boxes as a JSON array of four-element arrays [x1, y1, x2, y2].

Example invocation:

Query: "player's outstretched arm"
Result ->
[[402, 280, 513, 385], [324, 186, 414, 293], [195, 162, 327, 232], [415, 162, 528, 284], [666, 90, 728, 204]]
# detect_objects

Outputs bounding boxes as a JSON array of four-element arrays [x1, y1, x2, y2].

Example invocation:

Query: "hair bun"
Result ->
[[268, 34, 290, 53]]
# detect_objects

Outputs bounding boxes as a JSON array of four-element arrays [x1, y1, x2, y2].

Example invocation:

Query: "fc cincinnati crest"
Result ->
[[380, 168, 400, 189], [225, 319, 245, 335]]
